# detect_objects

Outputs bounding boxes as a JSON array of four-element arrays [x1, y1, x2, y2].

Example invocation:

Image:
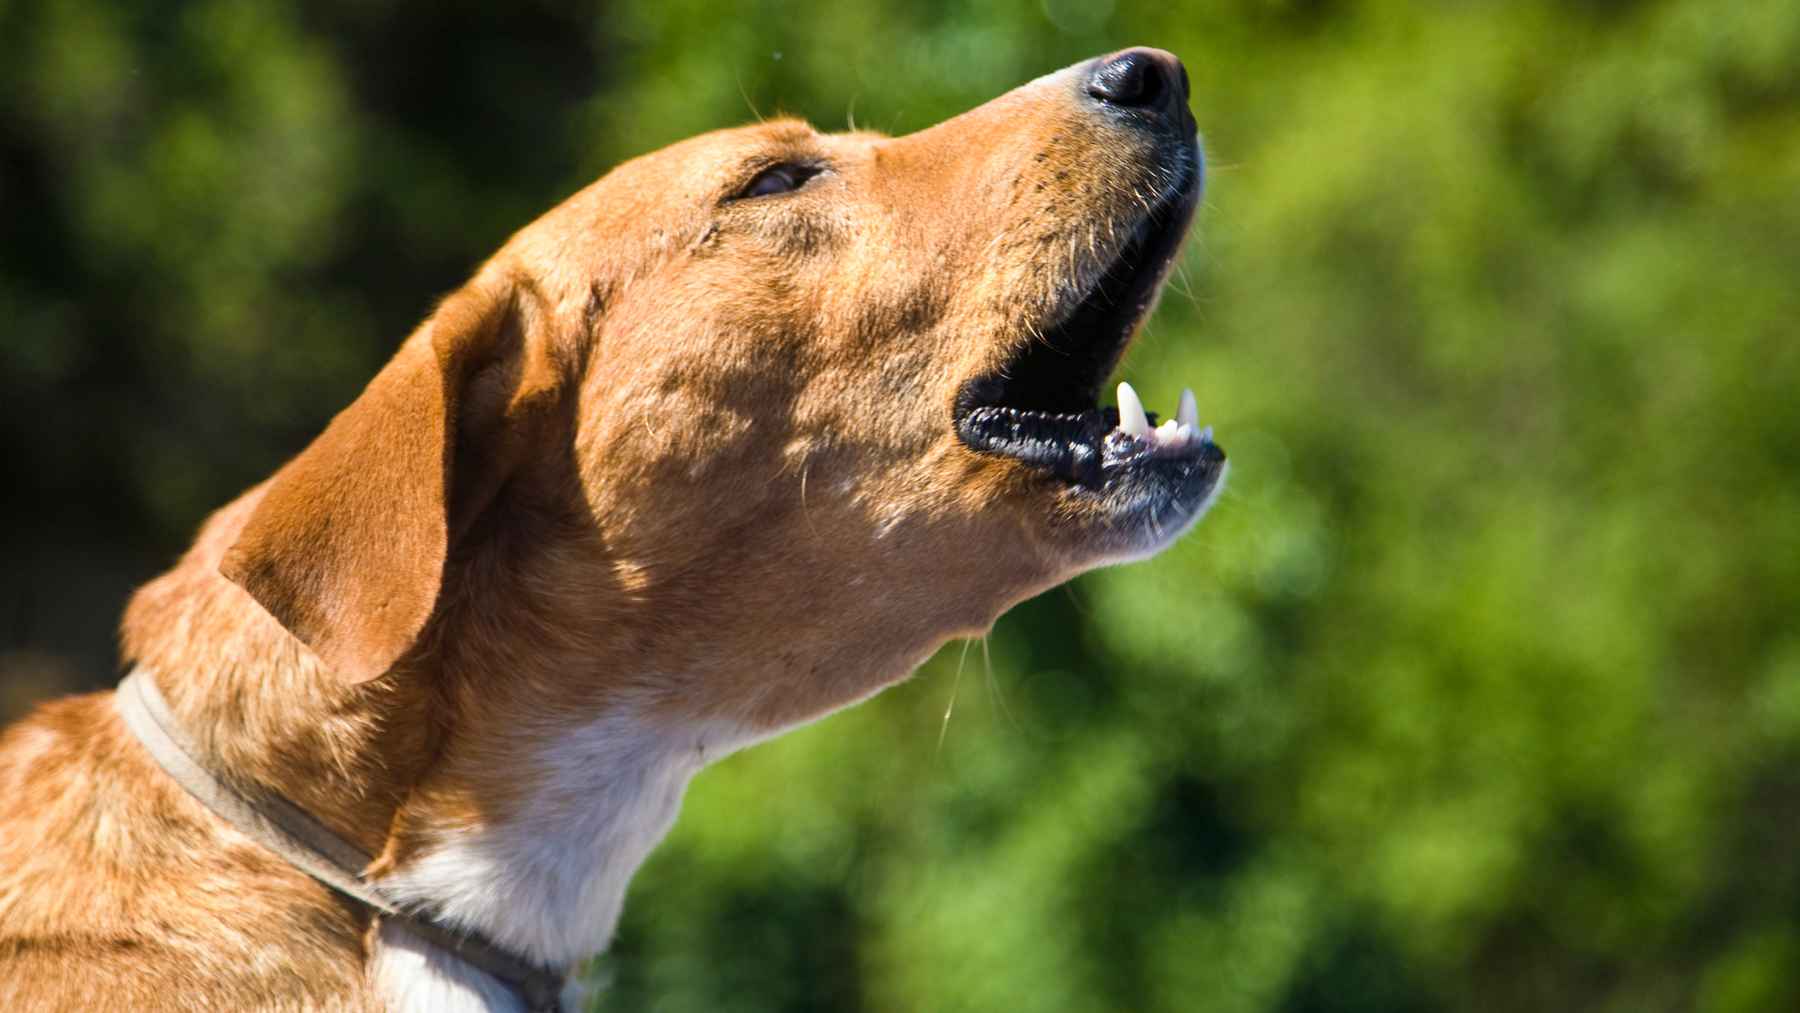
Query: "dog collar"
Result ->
[[114, 669, 568, 1012]]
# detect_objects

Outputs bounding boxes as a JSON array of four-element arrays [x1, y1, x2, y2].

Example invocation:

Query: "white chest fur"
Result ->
[[371, 708, 768, 1011]]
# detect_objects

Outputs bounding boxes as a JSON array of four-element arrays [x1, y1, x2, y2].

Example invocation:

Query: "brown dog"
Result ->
[[0, 49, 1223, 1011]]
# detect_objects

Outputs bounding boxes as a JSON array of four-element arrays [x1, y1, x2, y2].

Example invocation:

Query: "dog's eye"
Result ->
[[736, 163, 821, 200]]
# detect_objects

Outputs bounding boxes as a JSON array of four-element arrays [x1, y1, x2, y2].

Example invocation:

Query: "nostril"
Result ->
[[1086, 48, 1187, 110], [1087, 51, 1157, 107], [1087, 48, 1188, 112]]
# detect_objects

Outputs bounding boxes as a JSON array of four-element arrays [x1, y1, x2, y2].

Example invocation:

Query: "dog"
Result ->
[[0, 48, 1224, 1011]]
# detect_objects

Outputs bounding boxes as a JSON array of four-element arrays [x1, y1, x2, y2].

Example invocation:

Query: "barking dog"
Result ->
[[0, 48, 1224, 1011]]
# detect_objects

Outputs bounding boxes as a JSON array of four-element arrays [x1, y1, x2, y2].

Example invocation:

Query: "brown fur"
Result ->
[[0, 53, 1196, 1010]]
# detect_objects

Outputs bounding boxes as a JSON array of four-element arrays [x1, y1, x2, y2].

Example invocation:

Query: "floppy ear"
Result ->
[[221, 277, 561, 683]]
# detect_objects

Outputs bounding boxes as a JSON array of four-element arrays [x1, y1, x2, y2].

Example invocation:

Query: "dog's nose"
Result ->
[[1085, 48, 1189, 115]]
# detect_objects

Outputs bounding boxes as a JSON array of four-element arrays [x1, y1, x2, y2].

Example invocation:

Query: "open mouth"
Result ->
[[952, 152, 1223, 497]]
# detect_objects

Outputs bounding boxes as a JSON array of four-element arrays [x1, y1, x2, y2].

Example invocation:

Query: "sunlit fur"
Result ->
[[0, 52, 1207, 1009]]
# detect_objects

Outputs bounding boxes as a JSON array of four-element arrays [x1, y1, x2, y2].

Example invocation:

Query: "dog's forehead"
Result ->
[[625, 120, 817, 182], [603, 118, 894, 195]]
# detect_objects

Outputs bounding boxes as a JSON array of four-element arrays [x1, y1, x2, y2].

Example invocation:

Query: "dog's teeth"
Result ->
[[1117, 381, 1150, 437], [1177, 388, 1199, 429], [1200, 425, 1214, 444], [1156, 419, 1182, 442]]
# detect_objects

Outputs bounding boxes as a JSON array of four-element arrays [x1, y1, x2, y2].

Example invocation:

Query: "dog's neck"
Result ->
[[118, 486, 888, 990], [373, 702, 771, 968]]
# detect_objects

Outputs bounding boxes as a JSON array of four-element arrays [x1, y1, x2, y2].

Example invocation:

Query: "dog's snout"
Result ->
[[1085, 48, 1189, 116]]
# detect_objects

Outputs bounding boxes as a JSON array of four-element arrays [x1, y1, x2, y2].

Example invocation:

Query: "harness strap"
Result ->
[[114, 669, 567, 1012]]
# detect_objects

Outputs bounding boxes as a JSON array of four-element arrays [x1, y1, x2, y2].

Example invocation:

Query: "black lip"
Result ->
[[953, 143, 1207, 490], [956, 405, 1120, 486]]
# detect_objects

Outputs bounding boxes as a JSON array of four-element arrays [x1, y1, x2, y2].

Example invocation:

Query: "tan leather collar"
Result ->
[[114, 669, 568, 1012]]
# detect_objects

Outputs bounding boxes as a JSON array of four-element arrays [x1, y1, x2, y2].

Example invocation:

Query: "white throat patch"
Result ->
[[371, 706, 771, 1010]]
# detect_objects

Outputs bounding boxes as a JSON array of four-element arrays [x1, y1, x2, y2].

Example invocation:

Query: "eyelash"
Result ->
[[734, 163, 824, 200]]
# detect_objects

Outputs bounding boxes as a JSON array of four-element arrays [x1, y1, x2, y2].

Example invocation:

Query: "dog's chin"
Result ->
[[951, 145, 1225, 561]]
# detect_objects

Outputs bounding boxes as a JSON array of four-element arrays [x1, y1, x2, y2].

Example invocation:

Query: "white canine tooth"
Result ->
[[1116, 381, 1150, 437], [1178, 388, 1199, 429]]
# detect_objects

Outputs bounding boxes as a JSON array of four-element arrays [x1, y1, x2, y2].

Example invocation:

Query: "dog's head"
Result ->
[[222, 49, 1224, 729]]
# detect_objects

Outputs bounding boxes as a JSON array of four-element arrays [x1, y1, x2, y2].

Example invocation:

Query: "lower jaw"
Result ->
[[1063, 441, 1228, 560], [955, 400, 1228, 558]]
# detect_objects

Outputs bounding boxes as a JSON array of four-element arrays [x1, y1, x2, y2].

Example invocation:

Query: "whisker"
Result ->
[[1165, 259, 1199, 302], [1060, 580, 1095, 621], [798, 459, 821, 540], [980, 635, 1023, 734], [936, 638, 974, 756], [735, 70, 765, 123]]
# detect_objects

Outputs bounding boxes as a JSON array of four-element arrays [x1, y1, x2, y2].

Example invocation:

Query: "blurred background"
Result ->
[[4, 0, 1798, 1009]]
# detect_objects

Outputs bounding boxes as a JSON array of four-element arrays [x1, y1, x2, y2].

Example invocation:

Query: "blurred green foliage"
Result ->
[[4, 0, 1799, 1009]]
